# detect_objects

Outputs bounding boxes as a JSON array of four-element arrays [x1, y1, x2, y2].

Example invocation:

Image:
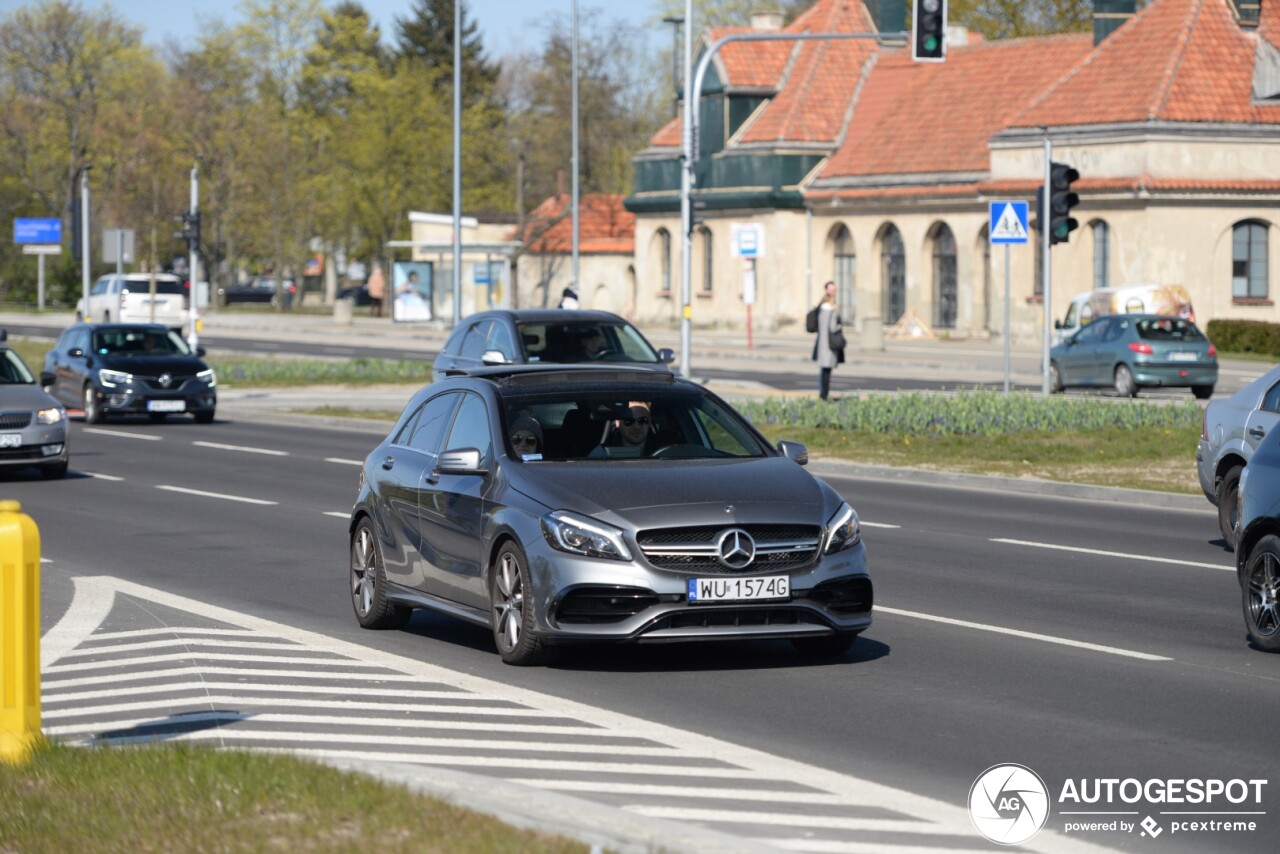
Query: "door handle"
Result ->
[[1249, 427, 1266, 439], [381, 455, 395, 470]]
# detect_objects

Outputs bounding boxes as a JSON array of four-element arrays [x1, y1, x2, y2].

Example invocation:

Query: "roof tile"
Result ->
[[510, 195, 635, 255]]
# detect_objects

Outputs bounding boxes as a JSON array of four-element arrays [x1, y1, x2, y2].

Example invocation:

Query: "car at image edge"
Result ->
[[0, 331, 68, 479], [1233, 424, 1280, 652], [348, 365, 871, 665]]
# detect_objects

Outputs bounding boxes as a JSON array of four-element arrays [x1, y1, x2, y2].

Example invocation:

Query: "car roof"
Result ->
[[465, 309, 629, 324], [71, 322, 175, 332]]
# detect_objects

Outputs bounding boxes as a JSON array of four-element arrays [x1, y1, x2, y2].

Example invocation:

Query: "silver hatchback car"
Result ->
[[0, 335, 68, 479], [348, 366, 872, 665]]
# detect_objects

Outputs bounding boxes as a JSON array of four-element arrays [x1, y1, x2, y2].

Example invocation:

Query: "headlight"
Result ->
[[541, 511, 632, 561], [98, 369, 132, 388], [197, 368, 217, 387], [824, 502, 861, 554], [36, 407, 64, 425]]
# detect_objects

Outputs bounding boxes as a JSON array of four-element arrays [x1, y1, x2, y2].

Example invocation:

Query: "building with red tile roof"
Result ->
[[624, 0, 1280, 348]]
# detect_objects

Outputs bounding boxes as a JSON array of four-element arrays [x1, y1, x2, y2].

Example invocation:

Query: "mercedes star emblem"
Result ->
[[715, 528, 756, 570]]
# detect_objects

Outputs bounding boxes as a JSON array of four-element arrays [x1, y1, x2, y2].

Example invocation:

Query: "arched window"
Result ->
[[932, 224, 957, 329], [978, 225, 991, 332], [1233, 220, 1269, 300], [881, 225, 905, 325], [657, 228, 672, 294], [832, 224, 856, 320], [699, 226, 713, 293], [1092, 220, 1111, 289]]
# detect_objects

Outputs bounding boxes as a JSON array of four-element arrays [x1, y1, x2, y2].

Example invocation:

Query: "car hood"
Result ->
[[506, 456, 830, 529], [0, 384, 63, 410], [94, 354, 208, 375]]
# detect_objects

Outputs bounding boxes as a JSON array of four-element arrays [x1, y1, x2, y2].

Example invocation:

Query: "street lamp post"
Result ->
[[662, 15, 684, 119], [571, 0, 580, 297], [79, 165, 93, 320]]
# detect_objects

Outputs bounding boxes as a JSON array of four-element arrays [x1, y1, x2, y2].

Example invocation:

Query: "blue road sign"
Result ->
[[14, 218, 61, 244], [989, 201, 1029, 245]]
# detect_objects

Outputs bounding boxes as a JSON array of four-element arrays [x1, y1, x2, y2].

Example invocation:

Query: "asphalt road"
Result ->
[[9, 412, 1277, 853]]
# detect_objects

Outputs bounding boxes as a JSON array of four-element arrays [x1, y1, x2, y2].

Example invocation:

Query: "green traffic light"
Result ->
[[923, 36, 939, 52]]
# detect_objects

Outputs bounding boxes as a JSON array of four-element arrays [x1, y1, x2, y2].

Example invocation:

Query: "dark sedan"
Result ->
[[1049, 313, 1217, 398], [42, 324, 216, 423], [431, 309, 675, 381], [1236, 427, 1280, 651], [217, 277, 296, 308], [348, 365, 872, 666]]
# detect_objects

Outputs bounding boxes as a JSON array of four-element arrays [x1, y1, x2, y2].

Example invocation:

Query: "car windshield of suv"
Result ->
[[499, 389, 768, 461], [92, 328, 192, 356], [0, 349, 35, 384], [1135, 318, 1204, 341], [517, 322, 659, 364]]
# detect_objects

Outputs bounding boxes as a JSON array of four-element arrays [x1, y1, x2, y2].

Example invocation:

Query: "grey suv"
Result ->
[[348, 366, 872, 665]]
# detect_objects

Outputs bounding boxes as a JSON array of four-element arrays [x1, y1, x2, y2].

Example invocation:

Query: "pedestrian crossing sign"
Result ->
[[989, 201, 1029, 245]]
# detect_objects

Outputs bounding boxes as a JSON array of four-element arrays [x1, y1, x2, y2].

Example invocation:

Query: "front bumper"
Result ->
[[92, 383, 216, 417], [0, 423, 67, 469]]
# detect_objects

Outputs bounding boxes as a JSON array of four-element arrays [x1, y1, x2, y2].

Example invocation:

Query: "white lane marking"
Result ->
[[61, 638, 308, 656], [524, 780, 848, 805], [41, 577, 116, 669], [154, 485, 277, 506], [43, 683, 476, 704], [876, 606, 1171, 661], [42, 696, 567, 720], [992, 538, 1232, 572], [83, 472, 125, 481], [325, 457, 364, 466], [192, 440, 288, 457], [633, 808, 940, 833], [45, 651, 373, 673], [80, 628, 263, 641], [84, 428, 160, 441], [41, 665, 428, 690], [324, 511, 349, 519], [859, 521, 899, 529]]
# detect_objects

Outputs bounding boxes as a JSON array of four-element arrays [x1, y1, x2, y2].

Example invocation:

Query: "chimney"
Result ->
[[1093, 0, 1136, 45], [750, 11, 783, 31]]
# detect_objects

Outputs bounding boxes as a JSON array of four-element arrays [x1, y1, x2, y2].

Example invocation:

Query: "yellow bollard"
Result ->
[[0, 500, 40, 764]]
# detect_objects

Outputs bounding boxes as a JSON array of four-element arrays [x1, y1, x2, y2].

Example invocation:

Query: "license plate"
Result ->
[[0, 434, 21, 448], [1168, 352, 1199, 361], [147, 400, 185, 412], [688, 575, 790, 603]]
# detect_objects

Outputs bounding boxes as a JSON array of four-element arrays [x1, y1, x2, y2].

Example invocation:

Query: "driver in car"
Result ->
[[589, 401, 652, 458], [582, 329, 610, 360]]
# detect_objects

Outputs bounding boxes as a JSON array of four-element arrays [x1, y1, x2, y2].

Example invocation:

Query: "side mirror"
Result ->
[[777, 440, 809, 466], [39, 371, 54, 388], [68, 347, 84, 358], [1054, 319, 1063, 330], [437, 447, 487, 476], [480, 349, 508, 366], [657, 348, 676, 364], [196, 346, 207, 357]]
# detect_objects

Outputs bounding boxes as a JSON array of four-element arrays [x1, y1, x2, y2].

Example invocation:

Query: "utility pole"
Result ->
[[451, 1, 462, 325], [80, 166, 92, 321], [1041, 132, 1052, 398], [571, 0, 580, 300], [662, 16, 684, 118], [188, 164, 200, 352]]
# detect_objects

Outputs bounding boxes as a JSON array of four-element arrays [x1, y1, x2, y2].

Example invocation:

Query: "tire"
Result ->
[[83, 384, 104, 424], [1217, 465, 1242, 548], [194, 410, 215, 424], [1114, 364, 1136, 397], [1242, 535, 1280, 652], [490, 542, 553, 666], [1193, 385, 1214, 400], [349, 517, 410, 630], [792, 632, 860, 657], [1049, 361, 1064, 393], [40, 460, 68, 480]]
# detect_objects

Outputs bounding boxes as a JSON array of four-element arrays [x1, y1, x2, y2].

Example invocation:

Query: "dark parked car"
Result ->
[[42, 324, 216, 423], [0, 332, 68, 479], [1049, 314, 1217, 398], [337, 284, 371, 306], [1196, 364, 1280, 547], [431, 309, 675, 381], [348, 365, 871, 665], [217, 277, 297, 308], [1234, 427, 1280, 651]]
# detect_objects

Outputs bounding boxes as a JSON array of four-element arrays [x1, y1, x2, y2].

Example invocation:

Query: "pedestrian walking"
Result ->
[[367, 264, 386, 318], [558, 286, 580, 310], [809, 281, 845, 400]]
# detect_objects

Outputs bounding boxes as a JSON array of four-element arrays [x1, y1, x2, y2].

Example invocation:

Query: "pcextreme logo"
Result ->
[[969, 763, 1051, 845]]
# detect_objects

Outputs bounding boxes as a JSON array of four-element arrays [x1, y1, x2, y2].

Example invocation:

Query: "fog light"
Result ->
[[40, 444, 63, 457], [109, 394, 129, 406]]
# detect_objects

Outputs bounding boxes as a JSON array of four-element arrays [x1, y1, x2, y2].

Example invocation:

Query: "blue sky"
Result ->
[[3, 1, 662, 57]]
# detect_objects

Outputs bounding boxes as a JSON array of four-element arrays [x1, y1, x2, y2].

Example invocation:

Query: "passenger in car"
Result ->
[[508, 415, 544, 460]]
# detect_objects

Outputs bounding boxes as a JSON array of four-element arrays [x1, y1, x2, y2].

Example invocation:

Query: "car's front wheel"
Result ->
[[791, 632, 859, 657], [1049, 361, 1064, 393], [1218, 465, 1242, 548], [490, 542, 552, 666], [349, 518, 410, 630], [40, 460, 68, 480], [1114, 364, 1136, 397], [1243, 535, 1280, 652], [1193, 385, 1214, 400], [83, 384, 104, 424], [194, 410, 215, 424]]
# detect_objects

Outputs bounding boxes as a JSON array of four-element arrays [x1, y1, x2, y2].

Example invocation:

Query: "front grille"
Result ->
[[647, 607, 825, 632], [0, 447, 46, 461], [637, 524, 821, 574], [556, 586, 659, 625], [139, 375, 194, 391], [0, 411, 33, 429]]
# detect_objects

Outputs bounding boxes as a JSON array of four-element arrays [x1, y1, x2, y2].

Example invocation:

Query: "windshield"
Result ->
[[500, 390, 769, 461], [0, 349, 35, 384], [92, 328, 192, 356], [516, 322, 659, 364], [122, 279, 184, 295]]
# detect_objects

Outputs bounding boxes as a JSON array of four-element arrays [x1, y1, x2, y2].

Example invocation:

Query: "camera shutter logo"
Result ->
[[969, 764, 1050, 845]]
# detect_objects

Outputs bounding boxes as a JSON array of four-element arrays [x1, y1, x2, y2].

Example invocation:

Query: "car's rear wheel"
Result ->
[[83, 384, 104, 424], [1114, 364, 1136, 397], [1243, 535, 1280, 652], [349, 518, 410, 630], [40, 460, 68, 480], [1193, 385, 1214, 400], [792, 632, 860, 657], [1218, 464, 1242, 548], [490, 542, 552, 666], [1049, 361, 1064, 393]]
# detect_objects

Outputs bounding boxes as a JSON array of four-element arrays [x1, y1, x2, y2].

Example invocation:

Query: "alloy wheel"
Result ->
[[1247, 552, 1280, 639], [351, 525, 376, 618], [493, 552, 524, 651]]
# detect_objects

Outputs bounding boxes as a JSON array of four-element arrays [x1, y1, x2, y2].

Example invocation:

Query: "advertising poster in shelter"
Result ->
[[392, 261, 434, 322]]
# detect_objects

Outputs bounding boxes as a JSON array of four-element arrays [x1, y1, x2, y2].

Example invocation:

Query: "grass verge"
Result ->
[[0, 740, 585, 854]]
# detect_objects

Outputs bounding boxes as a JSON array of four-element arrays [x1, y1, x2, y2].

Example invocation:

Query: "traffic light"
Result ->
[[1047, 162, 1080, 245], [176, 212, 200, 249], [912, 0, 946, 62]]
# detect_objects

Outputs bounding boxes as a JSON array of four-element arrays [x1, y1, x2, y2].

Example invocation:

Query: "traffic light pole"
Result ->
[[1041, 134, 1053, 397], [80, 168, 91, 322], [188, 165, 199, 353]]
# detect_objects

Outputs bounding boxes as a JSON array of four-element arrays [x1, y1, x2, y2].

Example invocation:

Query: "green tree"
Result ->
[[395, 0, 497, 104], [937, 0, 1097, 40]]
